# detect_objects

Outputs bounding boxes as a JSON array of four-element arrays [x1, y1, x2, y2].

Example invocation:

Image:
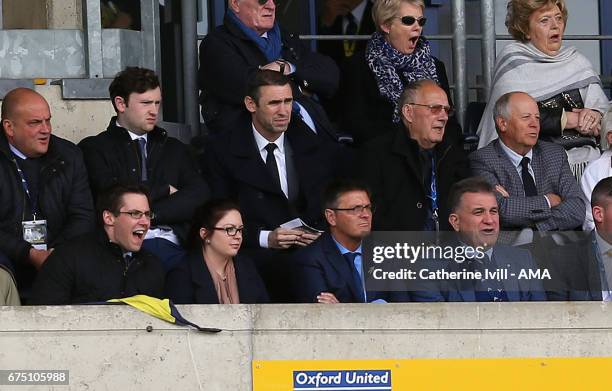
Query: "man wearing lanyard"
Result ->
[[0, 88, 95, 299], [79, 67, 210, 272], [360, 79, 469, 231]]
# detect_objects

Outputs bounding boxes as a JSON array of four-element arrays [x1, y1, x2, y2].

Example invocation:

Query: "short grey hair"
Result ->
[[493, 91, 521, 133]]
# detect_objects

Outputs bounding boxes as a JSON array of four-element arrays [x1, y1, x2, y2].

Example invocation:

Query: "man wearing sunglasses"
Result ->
[[360, 79, 469, 232], [30, 184, 165, 305], [198, 0, 341, 144]]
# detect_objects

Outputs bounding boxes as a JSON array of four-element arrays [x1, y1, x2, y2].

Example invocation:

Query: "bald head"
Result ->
[[1, 88, 52, 158]]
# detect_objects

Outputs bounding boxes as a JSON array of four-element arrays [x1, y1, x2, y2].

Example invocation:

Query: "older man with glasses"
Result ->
[[359, 79, 470, 232], [29, 184, 165, 305], [198, 0, 341, 144]]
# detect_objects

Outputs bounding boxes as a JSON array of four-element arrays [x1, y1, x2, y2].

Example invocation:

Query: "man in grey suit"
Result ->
[[470, 91, 585, 233]]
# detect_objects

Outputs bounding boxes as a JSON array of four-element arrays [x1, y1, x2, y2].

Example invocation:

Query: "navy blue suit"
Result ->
[[292, 232, 444, 303], [447, 244, 547, 302], [165, 250, 269, 304], [546, 231, 604, 301]]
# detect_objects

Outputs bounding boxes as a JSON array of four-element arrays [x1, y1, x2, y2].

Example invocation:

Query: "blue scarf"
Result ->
[[227, 10, 282, 62], [366, 32, 439, 123]]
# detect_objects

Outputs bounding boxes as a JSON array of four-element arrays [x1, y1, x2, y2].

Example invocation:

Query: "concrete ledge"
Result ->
[[1, 302, 612, 390]]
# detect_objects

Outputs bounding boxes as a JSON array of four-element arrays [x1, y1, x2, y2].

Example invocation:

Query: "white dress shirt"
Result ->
[[252, 125, 289, 248]]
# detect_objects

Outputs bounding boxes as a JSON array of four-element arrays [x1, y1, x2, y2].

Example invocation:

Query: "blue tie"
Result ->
[[137, 138, 148, 181], [343, 252, 365, 303]]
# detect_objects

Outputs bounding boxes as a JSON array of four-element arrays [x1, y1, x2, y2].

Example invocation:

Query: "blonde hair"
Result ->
[[506, 0, 568, 42], [372, 0, 425, 32]]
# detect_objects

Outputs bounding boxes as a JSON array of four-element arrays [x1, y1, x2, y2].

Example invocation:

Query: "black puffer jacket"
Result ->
[[29, 230, 165, 305], [0, 132, 94, 267]]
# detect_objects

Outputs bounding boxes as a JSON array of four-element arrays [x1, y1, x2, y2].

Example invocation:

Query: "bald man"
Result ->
[[0, 88, 94, 300], [469, 91, 584, 232]]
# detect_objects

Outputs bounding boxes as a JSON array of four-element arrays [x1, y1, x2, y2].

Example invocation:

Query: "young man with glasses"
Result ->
[[29, 184, 165, 305], [292, 179, 386, 303], [359, 79, 469, 232]]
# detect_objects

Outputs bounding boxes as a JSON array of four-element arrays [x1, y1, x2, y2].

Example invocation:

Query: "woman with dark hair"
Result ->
[[477, 0, 609, 177], [341, 0, 459, 145], [165, 200, 269, 304]]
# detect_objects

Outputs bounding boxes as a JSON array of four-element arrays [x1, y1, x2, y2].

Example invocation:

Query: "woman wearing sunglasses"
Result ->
[[165, 199, 269, 304], [341, 0, 458, 145]]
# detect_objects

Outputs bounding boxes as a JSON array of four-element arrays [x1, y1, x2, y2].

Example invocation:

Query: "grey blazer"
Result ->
[[470, 139, 585, 231]]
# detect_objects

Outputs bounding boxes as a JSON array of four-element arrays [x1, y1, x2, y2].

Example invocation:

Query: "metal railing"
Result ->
[[300, 0, 612, 128]]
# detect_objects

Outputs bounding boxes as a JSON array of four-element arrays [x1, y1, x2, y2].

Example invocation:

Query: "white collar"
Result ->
[[350, 0, 368, 24], [9, 143, 27, 160], [499, 138, 533, 168], [116, 119, 148, 142], [252, 124, 285, 155]]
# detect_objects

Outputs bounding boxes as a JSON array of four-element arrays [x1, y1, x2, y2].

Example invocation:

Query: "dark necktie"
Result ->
[[343, 252, 365, 303], [264, 143, 281, 190], [345, 13, 358, 36], [124, 253, 134, 270], [520, 157, 537, 197], [137, 138, 148, 181]]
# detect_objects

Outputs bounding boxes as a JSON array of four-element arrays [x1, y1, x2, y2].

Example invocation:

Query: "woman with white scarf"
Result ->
[[477, 0, 609, 177]]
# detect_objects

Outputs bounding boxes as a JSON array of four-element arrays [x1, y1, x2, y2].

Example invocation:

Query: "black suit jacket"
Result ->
[[359, 124, 470, 231], [198, 15, 339, 136], [205, 112, 339, 249], [79, 118, 210, 242], [340, 50, 460, 145], [546, 231, 604, 301], [165, 250, 269, 304], [317, 1, 375, 66]]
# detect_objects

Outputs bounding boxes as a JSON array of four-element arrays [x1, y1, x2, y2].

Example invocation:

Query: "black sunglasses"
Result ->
[[399, 15, 427, 27], [257, 0, 277, 5]]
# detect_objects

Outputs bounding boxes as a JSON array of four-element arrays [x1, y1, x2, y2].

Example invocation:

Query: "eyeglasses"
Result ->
[[331, 204, 376, 215], [407, 103, 454, 115], [118, 210, 155, 220], [257, 0, 277, 5], [213, 226, 244, 236], [398, 16, 427, 27]]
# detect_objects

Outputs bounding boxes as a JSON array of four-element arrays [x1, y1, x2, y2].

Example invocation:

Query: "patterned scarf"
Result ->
[[366, 31, 439, 122], [227, 10, 282, 62]]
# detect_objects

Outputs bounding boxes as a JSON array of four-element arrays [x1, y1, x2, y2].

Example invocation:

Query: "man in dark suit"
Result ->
[[199, 0, 340, 143], [359, 79, 469, 231], [470, 91, 585, 234], [547, 177, 612, 301], [292, 178, 443, 303], [79, 67, 210, 271], [446, 177, 546, 302], [319, 0, 374, 63], [318, 0, 375, 121], [206, 70, 339, 301]]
